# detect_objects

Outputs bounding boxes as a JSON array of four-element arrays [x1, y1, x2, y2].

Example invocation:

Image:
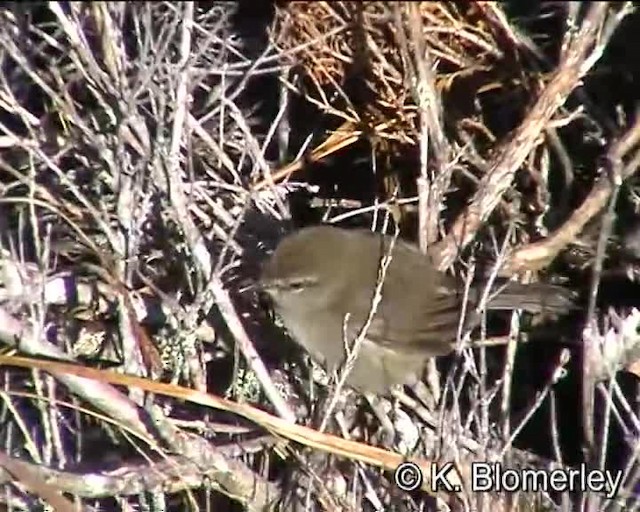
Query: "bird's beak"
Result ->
[[239, 276, 279, 295], [258, 279, 276, 294], [238, 280, 264, 294]]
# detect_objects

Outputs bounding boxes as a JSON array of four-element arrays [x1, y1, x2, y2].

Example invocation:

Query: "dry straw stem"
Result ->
[[0, 354, 467, 503], [252, 119, 374, 191]]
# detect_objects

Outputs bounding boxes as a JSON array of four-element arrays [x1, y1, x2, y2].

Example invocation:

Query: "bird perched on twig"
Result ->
[[260, 225, 575, 394]]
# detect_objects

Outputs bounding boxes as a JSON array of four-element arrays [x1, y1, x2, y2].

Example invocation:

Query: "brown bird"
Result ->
[[260, 225, 575, 394]]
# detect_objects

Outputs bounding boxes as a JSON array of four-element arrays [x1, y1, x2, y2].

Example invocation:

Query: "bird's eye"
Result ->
[[287, 280, 306, 292]]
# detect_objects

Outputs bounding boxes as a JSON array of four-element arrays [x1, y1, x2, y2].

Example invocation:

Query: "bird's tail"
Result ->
[[480, 281, 577, 314]]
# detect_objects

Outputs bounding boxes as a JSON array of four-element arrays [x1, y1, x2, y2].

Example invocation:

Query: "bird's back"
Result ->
[[336, 230, 462, 356]]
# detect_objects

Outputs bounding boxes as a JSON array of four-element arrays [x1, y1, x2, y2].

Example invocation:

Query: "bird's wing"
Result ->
[[350, 292, 461, 355], [340, 241, 464, 356]]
